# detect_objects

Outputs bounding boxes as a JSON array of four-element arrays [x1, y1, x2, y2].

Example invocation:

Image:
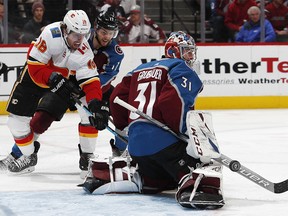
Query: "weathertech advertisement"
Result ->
[[1, 44, 288, 110]]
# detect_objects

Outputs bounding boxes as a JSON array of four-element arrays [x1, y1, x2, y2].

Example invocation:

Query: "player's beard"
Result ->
[[95, 33, 111, 48]]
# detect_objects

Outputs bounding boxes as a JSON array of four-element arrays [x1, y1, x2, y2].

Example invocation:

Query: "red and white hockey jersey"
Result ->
[[27, 21, 101, 102]]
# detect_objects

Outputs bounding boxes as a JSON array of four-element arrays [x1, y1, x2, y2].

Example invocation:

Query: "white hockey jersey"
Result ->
[[28, 21, 98, 87]]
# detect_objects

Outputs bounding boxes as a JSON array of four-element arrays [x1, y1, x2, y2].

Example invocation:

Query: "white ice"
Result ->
[[1, 109, 288, 216]]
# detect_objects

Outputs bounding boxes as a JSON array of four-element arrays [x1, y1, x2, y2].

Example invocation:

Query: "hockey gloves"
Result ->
[[88, 99, 109, 130], [49, 72, 81, 104]]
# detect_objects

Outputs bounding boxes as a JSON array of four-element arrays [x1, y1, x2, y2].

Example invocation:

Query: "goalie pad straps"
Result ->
[[176, 163, 224, 206], [92, 157, 137, 182], [186, 110, 221, 163], [90, 157, 141, 194]]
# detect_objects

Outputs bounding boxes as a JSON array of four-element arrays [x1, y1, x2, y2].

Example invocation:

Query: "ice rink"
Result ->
[[0, 109, 288, 216]]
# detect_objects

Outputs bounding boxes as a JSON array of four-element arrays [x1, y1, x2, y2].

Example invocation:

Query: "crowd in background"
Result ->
[[1, 0, 288, 44], [209, 0, 288, 42]]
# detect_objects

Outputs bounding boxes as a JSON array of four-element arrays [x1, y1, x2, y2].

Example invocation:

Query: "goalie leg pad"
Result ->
[[92, 180, 139, 195], [91, 158, 131, 182], [83, 157, 140, 194], [186, 110, 221, 163], [176, 162, 224, 209]]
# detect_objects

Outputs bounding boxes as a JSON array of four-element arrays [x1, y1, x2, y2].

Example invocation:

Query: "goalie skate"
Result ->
[[176, 162, 224, 209], [178, 191, 224, 209]]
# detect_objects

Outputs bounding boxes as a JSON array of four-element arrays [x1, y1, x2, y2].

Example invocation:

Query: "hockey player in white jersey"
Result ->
[[80, 31, 225, 209], [0, 10, 109, 176]]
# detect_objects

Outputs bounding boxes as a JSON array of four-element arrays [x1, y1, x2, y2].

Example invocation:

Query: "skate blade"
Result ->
[[179, 200, 225, 209], [8, 166, 35, 175]]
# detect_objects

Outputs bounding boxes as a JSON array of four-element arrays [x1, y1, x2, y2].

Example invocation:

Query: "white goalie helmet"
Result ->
[[164, 31, 197, 67], [63, 10, 91, 35]]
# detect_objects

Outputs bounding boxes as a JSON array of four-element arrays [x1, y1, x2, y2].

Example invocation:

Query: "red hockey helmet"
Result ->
[[164, 31, 197, 67]]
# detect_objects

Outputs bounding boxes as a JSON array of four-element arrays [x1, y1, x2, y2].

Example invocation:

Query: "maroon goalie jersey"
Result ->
[[110, 58, 203, 156]]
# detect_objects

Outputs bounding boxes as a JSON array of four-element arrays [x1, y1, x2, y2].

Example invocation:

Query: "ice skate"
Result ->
[[82, 176, 106, 194], [0, 153, 17, 172], [7, 141, 40, 175], [78, 144, 95, 179]]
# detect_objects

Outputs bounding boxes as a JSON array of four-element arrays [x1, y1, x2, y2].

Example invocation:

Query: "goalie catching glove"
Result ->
[[88, 99, 109, 130]]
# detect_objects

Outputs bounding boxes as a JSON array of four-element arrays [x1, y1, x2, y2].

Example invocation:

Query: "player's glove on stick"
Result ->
[[49, 72, 81, 102], [88, 99, 109, 130]]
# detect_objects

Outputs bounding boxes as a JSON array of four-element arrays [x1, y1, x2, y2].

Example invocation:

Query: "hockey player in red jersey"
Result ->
[[81, 31, 225, 209], [0, 10, 109, 175]]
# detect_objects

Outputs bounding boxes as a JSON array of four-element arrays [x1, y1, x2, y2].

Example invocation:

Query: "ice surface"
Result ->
[[1, 109, 288, 216]]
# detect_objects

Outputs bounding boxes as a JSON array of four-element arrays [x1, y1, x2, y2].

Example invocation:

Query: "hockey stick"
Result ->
[[71, 94, 128, 144], [113, 96, 288, 194]]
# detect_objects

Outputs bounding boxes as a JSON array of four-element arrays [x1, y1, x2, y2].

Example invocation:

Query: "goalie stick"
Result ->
[[113, 96, 288, 194]]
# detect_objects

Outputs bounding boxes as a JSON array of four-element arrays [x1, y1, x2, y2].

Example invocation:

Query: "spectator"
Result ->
[[120, 0, 136, 17], [0, 3, 3, 43], [235, 6, 276, 42], [265, 0, 288, 42], [73, 0, 100, 25], [100, 0, 126, 23], [191, 0, 212, 19], [225, 0, 257, 42], [21, 1, 50, 44], [1, 1, 23, 43], [119, 5, 166, 43], [43, 0, 67, 23], [255, 0, 270, 7], [210, 0, 230, 42]]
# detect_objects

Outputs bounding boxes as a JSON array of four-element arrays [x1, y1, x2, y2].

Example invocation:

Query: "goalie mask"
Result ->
[[164, 31, 197, 68]]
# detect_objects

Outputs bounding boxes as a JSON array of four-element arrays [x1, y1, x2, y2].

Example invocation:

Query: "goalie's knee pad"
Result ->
[[83, 156, 141, 194], [176, 162, 224, 209]]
